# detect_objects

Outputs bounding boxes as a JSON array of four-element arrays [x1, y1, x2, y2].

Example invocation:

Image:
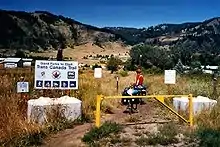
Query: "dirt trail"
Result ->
[[40, 99, 178, 147], [40, 123, 92, 147]]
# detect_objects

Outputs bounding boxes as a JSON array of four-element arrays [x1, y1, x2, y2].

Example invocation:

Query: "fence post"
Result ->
[[188, 94, 193, 127], [116, 76, 119, 94], [95, 95, 102, 128]]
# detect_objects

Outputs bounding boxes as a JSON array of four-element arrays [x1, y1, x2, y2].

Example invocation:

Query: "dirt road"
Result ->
[[39, 99, 188, 147]]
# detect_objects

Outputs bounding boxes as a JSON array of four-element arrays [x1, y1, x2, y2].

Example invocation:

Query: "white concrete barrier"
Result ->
[[27, 96, 82, 124], [173, 96, 217, 115]]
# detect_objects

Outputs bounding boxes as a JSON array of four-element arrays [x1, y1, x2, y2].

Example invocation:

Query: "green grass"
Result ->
[[135, 122, 179, 146], [196, 128, 220, 147], [82, 121, 123, 145]]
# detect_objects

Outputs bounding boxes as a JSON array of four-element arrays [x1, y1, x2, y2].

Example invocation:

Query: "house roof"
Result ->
[[0, 58, 5, 61], [201, 65, 218, 70], [22, 58, 33, 62], [4, 58, 21, 63]]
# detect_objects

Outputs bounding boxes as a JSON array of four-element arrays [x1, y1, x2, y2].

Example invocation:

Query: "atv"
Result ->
[[121, 85, 147, 114]]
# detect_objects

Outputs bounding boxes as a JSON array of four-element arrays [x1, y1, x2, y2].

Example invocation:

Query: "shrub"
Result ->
[[144, 66, 163, 74], [196, 128, 220, 147], [135, 122, 179, 146], [118, 70, 128, 77], [92, 64, 102, 70], [106, 57, 122, 73]]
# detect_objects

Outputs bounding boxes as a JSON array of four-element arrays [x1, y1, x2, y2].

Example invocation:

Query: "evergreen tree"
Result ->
[[174, 59, 184, 74]]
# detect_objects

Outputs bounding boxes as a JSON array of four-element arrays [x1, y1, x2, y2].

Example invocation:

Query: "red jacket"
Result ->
[[136, 73, 144, 85]]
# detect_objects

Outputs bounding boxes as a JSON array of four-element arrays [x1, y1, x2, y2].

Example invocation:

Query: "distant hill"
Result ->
[[2, 9, 220, 58], [105, 18, 220, 45], [0, 9, 124, 54]]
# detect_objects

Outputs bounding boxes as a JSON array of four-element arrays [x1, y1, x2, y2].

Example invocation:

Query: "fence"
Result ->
[[95, 94, 193, 128]]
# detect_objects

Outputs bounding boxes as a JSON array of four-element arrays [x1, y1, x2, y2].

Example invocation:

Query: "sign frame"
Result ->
[[164, 70, 176, 84], [34, 60, 78, 90]]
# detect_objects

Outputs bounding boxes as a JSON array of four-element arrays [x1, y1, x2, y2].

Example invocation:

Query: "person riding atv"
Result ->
[[121, 83, 147, 114], [134, 67, 146, 105]]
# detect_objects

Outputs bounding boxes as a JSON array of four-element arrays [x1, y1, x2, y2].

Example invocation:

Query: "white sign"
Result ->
[[17, 82, 29, 93], [94, 68, 102, 78], [164, 70, 176, 84], [34, 60, 78, 89]]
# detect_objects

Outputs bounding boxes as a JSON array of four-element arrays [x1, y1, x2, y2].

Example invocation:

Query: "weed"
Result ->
[[121, 137, 132, 146], [125, 115, 140, 122], [135, 136, 149, 146], [158, 122, 179, 138], [135, 123, 179, 146], [110, 134, 121, 144], [82, 121, 123, 145]]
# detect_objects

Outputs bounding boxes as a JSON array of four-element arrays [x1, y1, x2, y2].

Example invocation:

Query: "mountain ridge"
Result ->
[[1, 9, 220, 56], [0, 9, 125, 54]]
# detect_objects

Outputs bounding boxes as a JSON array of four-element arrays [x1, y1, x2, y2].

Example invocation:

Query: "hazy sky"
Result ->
[[0, 0, 220, 28]]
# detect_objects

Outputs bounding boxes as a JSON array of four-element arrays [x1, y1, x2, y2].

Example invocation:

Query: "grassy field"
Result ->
[[30, 42, 131, 64], [0, 67, 220, 146]]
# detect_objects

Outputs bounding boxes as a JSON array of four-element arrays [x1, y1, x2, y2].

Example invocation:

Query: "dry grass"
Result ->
[[0, 67, 219, 145], [30, 42, 131, 64]]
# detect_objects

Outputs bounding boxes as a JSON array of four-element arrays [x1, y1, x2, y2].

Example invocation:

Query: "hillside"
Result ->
[[105, 17, 220, 48], [2, 9, 220, 62], [0, 9, 124, 54]]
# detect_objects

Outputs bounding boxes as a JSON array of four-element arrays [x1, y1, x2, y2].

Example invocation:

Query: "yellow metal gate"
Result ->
[[95, 94, 193, 128]]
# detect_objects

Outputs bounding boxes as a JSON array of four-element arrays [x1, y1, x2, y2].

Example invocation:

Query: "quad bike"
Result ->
[[121, 85, 147, 114]]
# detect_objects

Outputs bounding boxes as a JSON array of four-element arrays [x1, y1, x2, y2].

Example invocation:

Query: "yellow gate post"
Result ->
[[95, 95, 102, 128], [188, 94, 193, 127]]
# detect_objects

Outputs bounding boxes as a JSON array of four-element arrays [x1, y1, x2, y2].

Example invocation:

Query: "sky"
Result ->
[[0, 0, 220, 28]]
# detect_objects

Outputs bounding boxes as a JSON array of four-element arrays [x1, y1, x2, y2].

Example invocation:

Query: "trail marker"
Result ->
[[164, 70, 176, 84], [17, 82, 29, 93], [94, 68, 102, 78]]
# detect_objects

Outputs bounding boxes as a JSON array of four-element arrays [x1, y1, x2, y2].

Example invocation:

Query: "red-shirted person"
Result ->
[[134, 67, 146, 105], [135, 68, 144, 86]]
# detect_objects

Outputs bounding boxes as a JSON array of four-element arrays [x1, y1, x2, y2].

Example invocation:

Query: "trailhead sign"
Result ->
[[34, 60, 78, 89]]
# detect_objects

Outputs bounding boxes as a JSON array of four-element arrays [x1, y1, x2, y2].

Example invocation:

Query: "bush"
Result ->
[[118, 70, 128, 77], [144, 66, 163, 74], [92, 64, 102, 70], [196, 128, 220, 147], [106, 57, 122, 73]]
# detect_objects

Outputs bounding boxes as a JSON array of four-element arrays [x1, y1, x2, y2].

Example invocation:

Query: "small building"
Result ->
[[201, 65, 219, 74], [0, 58, 5, 62], [3, 58, 23, 68], [22, 58, 33, 67]]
